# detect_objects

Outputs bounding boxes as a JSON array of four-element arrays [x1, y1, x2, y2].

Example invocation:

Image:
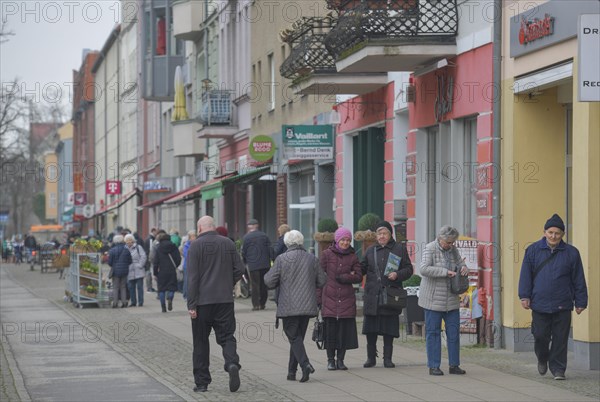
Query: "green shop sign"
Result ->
[[282, 125, 333, 160], [249, 135, 276, 162]]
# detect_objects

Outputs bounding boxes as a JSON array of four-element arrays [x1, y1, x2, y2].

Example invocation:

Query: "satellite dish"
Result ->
[[83, 204, 95, 218]]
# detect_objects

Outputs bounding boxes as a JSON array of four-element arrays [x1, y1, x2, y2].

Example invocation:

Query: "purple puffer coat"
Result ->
[[317, 245, 363, 319]]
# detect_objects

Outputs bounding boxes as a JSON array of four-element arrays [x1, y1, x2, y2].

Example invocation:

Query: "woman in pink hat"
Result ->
[[317, 227, 363, 370]]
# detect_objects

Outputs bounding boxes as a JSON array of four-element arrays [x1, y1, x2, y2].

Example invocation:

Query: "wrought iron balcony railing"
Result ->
[[280, 16, 337, 80], [324, 0, 458, 60]]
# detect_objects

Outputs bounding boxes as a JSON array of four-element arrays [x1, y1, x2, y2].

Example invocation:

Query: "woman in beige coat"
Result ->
[[418, 226, 469, 376]]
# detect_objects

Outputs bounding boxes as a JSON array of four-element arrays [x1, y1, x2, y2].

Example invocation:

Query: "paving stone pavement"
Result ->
[[2, 262, 599, 402]]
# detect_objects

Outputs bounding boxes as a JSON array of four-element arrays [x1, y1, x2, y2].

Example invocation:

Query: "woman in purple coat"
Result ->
[[318, 227, 363, 371]]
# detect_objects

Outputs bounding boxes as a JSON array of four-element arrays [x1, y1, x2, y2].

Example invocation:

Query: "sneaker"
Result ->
[[449, 366, 466, 375], [537, 361, 548, 376], [429, 367, 444, 376], [553, 371, 566, 380]]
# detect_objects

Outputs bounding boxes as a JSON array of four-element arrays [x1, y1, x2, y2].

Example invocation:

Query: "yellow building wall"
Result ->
[[572, 61, 600, 342]]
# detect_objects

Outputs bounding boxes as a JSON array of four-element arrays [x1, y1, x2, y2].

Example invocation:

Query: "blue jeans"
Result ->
[[424, 308, 460, 369], [159, 290, 175, 306], [128, 278, 144, 306]]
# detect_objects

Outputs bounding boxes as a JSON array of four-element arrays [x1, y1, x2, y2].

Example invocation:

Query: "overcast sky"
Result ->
[[1, 1, 119, 114]]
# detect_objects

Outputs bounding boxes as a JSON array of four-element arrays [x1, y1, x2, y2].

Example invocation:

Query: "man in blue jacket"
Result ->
[[518, 214, 588, 381]]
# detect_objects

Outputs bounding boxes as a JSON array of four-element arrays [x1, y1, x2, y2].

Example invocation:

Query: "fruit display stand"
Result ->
[[70, 253, 102, 308]]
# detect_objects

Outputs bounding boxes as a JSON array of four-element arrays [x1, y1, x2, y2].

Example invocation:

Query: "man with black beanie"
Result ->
[[518, 213, 588, 380]]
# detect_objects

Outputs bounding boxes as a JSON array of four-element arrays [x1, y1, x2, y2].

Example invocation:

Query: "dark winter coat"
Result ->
[[153, 236, 181, 292], [317, 245, 362, 319], [361, 240, 413, 316], [264, 245, 326, 318], [241, 230, 272, 271], [108, 243, 132, 278], [186, 230, 244, 309], [518, 237, 588, 314], [273, 235, 287, 258]]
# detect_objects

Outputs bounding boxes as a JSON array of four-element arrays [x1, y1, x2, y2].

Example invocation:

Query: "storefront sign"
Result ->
[[518, 14, 555, 45], [106, 180, 122, 195], [578, 14, 600, 102], [510, 1, 600, 58], [249, 135, 276, 162], [282, 125, 333, 160]]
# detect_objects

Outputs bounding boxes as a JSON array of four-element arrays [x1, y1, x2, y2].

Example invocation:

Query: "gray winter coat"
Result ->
[[127, 243, 147, 281], [418, 240, 466, 312], [264, 245, 326, 318]]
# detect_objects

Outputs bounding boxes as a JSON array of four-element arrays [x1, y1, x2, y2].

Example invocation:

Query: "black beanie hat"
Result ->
[[544, 214, 565, 231], [375, 221, 394, 236]]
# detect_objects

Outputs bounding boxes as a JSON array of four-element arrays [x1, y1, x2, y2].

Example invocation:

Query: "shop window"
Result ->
[[425, 118, 477, 240], [289, 170, 316, 252]]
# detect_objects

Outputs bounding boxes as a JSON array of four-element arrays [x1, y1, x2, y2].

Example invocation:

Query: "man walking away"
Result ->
[[187, 216, 244, 393], [241, 218, 272, 310], [518, 213, 588, 381]]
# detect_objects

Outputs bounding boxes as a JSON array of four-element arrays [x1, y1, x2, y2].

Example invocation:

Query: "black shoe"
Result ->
[[260, 305, 265, 310], [300, 363, 314, 383], [553, 371, 566, 380], [252, 306, 259, 311], [193, 384, 207, 393], [228, 364, 240, 392], [167, 299, 173, 311], [286, 373, 296, 381], [336, 359, 348, 370], [130, 304, 136, 307], [363, 358, 376, 368], [161, 304, 167, 313], [537, 361, 548, 376], [449, 366, 466, 375], [383, 359, 395, 368], [121, 303, 128, 308], [327, 359, 337, 370], [429, 367, 444, 376]]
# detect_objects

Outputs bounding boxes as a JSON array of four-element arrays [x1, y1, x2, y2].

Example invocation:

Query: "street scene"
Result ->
[[1, 0, 599, 400]]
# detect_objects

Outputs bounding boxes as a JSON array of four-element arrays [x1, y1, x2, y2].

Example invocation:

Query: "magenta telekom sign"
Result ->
[[106, 180, 122, 195]]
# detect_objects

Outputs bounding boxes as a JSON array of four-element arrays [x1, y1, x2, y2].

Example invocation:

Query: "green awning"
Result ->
[[201, 182, 224, 200]]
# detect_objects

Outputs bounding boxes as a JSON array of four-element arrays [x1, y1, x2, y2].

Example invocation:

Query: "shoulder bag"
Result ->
[[375, 247, 407, 312], [311, 308, 325, 350], [447, 251, 469, 295]]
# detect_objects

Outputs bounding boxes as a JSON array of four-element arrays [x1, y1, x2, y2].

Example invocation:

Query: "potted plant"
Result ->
[[354, 212, 380, 256], [314, 218, 338, 257], [403, 274, 424, 334]]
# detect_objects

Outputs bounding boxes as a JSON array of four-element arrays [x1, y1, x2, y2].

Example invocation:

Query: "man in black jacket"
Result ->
[[187, 216, 244, 393], [241, 218, 273, 310]]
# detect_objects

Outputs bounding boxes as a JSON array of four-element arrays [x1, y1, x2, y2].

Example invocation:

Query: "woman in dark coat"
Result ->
[[108, 235, 132, 308], [318, 227, 362, 371], [361, 221, 413, 368], [153, 232, 181, 312]]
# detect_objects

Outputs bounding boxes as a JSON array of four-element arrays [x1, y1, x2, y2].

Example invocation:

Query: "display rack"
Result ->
[[70, 253, 102, 308]]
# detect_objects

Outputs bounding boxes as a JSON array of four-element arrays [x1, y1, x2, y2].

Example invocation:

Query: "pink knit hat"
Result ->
[[334, 227, 352, 243]]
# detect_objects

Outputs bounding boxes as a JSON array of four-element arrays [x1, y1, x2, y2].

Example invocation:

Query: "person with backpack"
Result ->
[[125, 234, 147, 307]]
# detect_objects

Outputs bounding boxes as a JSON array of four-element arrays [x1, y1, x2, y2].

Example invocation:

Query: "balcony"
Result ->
[[172, 0, 204, 41], [196, 90, 238, 139], [280, 16, 386, 95], [171, 119, 206, 157], [324, 0, 458, 73]]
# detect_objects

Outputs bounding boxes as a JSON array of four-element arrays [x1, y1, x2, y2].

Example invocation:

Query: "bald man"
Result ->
[[187, 216, 245, 393]]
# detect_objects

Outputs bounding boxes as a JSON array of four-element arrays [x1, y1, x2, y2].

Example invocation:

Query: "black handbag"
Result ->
[[378, 286, 407, 311], [449, 265, 469, 295], [312, 309, 324, 350]]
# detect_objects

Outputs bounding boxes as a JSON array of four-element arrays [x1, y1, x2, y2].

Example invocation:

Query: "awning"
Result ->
[[513, 61, 573, 94], [164, 183, 203, 204], [94, 189, 139, 217], [200, 166, 271, 201], [138, 191, 180, 209]]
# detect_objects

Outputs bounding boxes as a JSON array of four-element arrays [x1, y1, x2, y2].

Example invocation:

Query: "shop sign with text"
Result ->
[[282, 125, 333, 160]]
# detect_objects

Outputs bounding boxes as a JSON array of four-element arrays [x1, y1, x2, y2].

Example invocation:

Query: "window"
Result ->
[[268, 54, 275, 111]]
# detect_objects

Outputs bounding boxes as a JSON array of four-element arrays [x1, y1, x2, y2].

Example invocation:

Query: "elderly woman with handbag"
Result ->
[[153, 232, 181, 313], [264, 230, 326, 383], [361, 221, 414, 368], [317, 227, 362, 371], [418, 225, 469, 376]]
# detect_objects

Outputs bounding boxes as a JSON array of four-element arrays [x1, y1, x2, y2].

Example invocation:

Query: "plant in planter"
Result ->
[[354, 212, 380, 248], [314, 218, 338, 256]]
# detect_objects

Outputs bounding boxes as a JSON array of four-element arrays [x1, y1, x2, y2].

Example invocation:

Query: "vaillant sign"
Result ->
[[578, 14, 600, 102], [282, 125, 333, 160]]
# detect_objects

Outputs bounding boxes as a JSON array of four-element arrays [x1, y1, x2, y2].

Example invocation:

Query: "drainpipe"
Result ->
[[492, 0, 503, 349]]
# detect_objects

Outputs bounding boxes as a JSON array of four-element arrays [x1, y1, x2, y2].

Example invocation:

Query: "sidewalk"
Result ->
[[1, 262, 598, 401]]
